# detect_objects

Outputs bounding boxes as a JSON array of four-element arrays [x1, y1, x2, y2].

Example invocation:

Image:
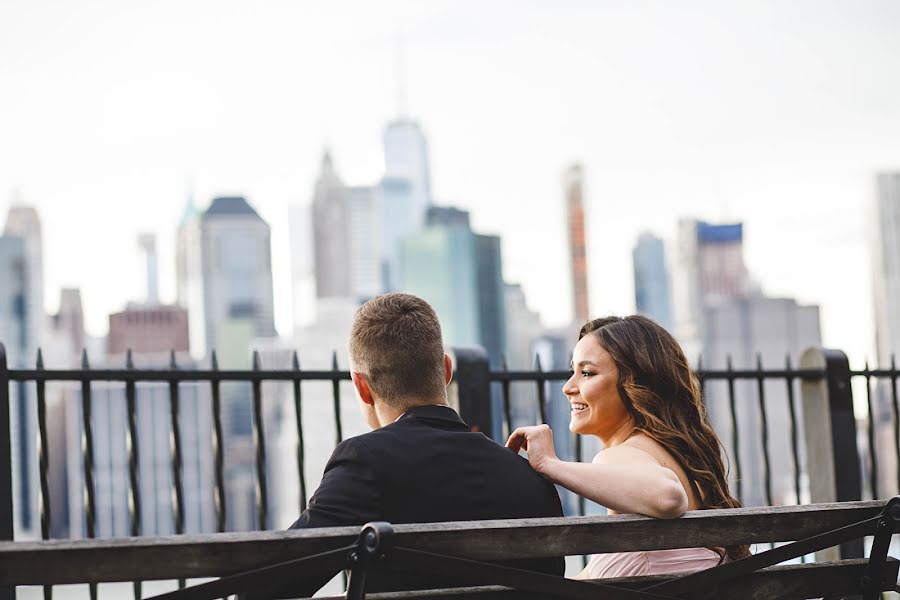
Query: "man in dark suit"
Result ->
[[286, 292, 564, 595]]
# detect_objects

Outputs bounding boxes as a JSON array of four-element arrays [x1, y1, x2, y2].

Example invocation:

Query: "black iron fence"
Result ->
[[2, 343, 900, 562]]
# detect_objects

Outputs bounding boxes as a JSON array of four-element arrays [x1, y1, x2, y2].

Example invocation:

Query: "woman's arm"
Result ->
[[506, 425, 688, 519]]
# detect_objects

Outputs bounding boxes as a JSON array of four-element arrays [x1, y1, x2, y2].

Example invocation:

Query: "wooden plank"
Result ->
[[310, 559, 900, 600], [0, 501, 886, 586]]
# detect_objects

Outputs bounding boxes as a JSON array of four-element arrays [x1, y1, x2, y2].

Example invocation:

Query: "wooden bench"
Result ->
[[1, 499, 898, 599]]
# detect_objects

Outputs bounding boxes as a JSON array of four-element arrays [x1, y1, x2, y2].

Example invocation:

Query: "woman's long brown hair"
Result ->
[[580, 315, 750, 561]]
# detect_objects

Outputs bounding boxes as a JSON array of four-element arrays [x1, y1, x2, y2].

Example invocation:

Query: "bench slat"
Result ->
[[310, 559, 900, 600], [0, 501, 886, 586]]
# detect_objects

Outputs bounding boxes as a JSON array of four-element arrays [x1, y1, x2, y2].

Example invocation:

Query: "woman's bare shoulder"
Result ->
[[620, 433, 682, 471], [591, 436, 661, 465]]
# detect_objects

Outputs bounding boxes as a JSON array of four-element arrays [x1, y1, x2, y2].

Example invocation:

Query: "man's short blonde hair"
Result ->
[[349, 293, 447, 409]]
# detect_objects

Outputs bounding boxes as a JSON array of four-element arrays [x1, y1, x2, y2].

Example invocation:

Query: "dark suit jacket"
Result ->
[[281, 404, 565, 596]]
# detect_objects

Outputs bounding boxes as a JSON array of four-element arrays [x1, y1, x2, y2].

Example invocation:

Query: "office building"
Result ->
[[632, 232, 673, 331], [400, 207, 507, 364], [2, 204, 45, 538], [199, 196, 276, 360]]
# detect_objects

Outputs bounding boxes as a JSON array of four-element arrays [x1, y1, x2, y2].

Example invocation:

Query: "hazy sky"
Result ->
[[2, 0, 900, 366]]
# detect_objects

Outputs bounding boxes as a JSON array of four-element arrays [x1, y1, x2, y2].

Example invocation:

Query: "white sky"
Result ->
[[2, 0, 900, 367]]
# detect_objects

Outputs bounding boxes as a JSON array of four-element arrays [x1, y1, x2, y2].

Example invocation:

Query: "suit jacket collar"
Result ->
[[396, 404, 469, 429]]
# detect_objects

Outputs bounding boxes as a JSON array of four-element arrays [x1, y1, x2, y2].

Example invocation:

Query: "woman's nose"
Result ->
[[563, 375, 577, 397]]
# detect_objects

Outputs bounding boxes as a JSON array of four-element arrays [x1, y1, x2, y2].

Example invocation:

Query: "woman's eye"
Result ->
[[581, 370, 593, 377]]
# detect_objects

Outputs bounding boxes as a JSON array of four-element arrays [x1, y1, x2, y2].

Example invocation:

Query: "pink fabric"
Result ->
[[584, 547, 723, 579]]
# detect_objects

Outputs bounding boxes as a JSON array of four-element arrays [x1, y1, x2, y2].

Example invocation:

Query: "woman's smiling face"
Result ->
[[564, 334, 631, 438]]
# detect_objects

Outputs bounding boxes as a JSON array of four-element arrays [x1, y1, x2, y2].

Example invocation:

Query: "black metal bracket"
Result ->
[[346, 522, 393, 600], [860, 496, 900, 600]]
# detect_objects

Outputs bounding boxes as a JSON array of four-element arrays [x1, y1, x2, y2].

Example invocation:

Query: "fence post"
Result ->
[[1, 343, 14, 600], [800, 347, 863, 560], [450, 346, 493, 439]]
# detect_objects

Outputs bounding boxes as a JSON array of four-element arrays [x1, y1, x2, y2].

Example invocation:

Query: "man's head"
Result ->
[[349, 293, 452, 426]]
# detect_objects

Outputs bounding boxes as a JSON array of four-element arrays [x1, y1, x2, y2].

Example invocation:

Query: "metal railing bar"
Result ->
[[331, 351, 343, 448], [499, 354, 511, 440], [292, 352, 307, 513], [6, 369, 353, 382], [251, 351, 268, 531], [168, 351, 186, 589], [6, 367, 834, 382], [535, 354, 547, 425], [209, 351, 226, 534], [755, 354, 773, 507], [80, 349, 98, 600], [783, 356, 803, 504], [125, 349, 143, 600], [863, 360, 878, 501], [891, 355, 900, 495], [725, 355, 742, 502], [35, 350, 52, 600]]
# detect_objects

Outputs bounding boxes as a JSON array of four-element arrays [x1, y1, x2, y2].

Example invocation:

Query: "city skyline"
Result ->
[[3, 0, 900, 367]]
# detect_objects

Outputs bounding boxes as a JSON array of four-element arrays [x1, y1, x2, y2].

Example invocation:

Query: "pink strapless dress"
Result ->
[[584, 547, 724, 579]]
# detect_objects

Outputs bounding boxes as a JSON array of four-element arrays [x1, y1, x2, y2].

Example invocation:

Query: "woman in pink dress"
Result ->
[[506, 315, 749, 578]]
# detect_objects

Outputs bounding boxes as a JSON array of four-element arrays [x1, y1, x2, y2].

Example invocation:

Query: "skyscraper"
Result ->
[[380, 119, 433, 291], [311, 151, 351, 300], [701, 295, 821, 507], [869, 171, 900, 496], [3, 205, 44, 359], [672, 217, 821, 506], [632, 232, 674, 331], [2, 204, 45, 539], [176, 195, 206, 358], [672, 219, 750, 357], [872, 172, 900, 372], [112, 234, 190, 357], [399, 206, 507, 365], [383, 118, 432, 218], [199, 196, 276, 360], [563, 164, 590, 324], [308, 152, 382, 305]]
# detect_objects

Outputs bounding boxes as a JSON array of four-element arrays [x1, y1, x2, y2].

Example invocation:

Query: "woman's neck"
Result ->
[[599, 419, 636, 448]]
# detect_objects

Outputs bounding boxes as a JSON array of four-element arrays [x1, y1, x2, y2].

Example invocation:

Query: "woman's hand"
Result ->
[[505, 424, 559, 476]]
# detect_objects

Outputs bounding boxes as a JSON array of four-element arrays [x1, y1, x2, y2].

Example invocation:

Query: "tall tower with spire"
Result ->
[[176, 186, 206, 357], [563, 164, 590, 324]]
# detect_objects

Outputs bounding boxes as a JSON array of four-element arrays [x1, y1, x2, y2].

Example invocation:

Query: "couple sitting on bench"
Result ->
[[288, 292, 747, 595]]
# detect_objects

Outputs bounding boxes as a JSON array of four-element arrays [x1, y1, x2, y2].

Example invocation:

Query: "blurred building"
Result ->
[[383, 118, 432, 225], [176, 194, 206, 358], [673, 218, 821, 506], [62, 238, 215, 538], [673, 219, 750, 358], [869, 171, 900, 496], [111, 235, 190, 357], [380, 119, 432, 292], [41, 288, 86, 539], [311, 151, 351, 299], [2, 204, 45, 539], [701, 296, 821, 507], [198, 196, 276, 361], [563, 164, 590, 324], [632, 232, 673, 331], [107, 306, 189, 357], [310, 152, 382, 304], [399, 206, 507, 365]]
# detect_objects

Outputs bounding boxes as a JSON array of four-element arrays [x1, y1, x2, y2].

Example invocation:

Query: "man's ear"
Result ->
[[351, 372, 375, 406], [443, 353, 453, 386]]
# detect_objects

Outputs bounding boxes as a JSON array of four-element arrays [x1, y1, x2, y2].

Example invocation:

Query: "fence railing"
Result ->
[[2, 343, 899, 563]]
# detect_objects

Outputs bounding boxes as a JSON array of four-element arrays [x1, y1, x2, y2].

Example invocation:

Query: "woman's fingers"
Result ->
[[505, 428, 528, 452]]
